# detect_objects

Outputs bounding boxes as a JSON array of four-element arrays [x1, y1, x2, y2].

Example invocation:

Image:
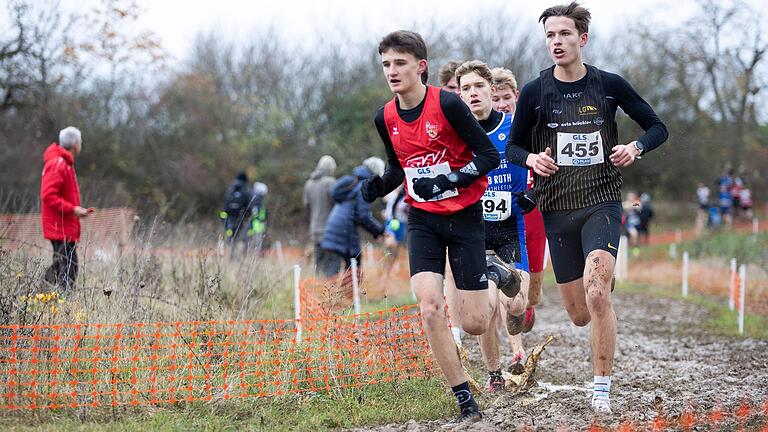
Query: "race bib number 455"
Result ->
[[556, 131, 604, 166], [404, 162, 458, 203]]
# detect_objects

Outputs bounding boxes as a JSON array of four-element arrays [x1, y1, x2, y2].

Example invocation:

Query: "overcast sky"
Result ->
[[54, 0, 678, 59]]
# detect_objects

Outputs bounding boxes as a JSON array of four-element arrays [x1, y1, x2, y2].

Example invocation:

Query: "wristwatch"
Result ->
[[447, 172, 460, 185], [633, 141, 645, 158]]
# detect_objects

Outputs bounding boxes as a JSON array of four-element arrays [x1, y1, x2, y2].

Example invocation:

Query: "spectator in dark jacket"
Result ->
[[41, 126, 92, 290], [638, 193, 654, 245], [317, 158, 387, 278], [220, 171, 252, 259]]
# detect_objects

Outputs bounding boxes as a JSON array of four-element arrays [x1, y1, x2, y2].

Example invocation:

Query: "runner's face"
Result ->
[[381, 49, 426, 94], [459, 71, 493, 119], [442, 77, 459, 94], [544, 16, 587, 67], [492, 86, 518, 115]]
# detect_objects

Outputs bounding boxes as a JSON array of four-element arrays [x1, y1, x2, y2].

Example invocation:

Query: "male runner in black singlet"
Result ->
[[506, 2, 668, 414]]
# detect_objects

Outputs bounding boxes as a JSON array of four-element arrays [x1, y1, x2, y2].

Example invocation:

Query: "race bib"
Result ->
[[556, 131, 604, 166], [482, 190, 513, 221], [404, 162, 458, 203]]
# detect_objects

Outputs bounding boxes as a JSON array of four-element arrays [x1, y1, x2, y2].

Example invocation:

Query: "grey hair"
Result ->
[[59, 126, 82, 150]]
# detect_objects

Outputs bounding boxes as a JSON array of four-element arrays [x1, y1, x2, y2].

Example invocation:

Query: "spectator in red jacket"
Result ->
[[41, 126, 92, 290]]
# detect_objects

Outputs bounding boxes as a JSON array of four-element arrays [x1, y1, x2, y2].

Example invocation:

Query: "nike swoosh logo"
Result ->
[[607, 243, 618, 251]]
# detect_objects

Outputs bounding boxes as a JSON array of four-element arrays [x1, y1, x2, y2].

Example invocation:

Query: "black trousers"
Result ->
[[44, 240, 78, 290]]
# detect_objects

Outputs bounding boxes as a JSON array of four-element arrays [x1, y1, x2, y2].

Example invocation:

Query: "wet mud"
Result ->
[[349, 286, 768, 431]]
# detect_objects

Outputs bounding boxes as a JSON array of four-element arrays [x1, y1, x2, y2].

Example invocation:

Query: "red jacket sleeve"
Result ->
[[41, 159, 76, 215]]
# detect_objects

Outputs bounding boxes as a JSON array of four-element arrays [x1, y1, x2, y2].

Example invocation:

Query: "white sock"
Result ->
[[451, 326, 462, 346], [593, 375, 611, 402]]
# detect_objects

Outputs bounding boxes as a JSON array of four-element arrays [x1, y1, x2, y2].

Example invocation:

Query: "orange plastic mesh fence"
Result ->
[[300, 276, 358, 319], [0, 305, 435, 410], [0, 208, 134, 257]]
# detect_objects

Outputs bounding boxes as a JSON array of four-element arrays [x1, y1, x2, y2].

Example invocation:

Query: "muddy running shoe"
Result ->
[[506, 310, 525, 335], [508, 353, 525, 375], [522, 306, 536, 333], [441, 400, 481, 429], [591, 397, 612, 415], [485, 251, 521, 298], [484, 371, 505, 393]]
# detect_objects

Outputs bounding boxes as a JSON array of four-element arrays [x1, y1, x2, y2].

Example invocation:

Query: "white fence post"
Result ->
[[351, 258, 361, 315], [729, 258, 737, 311], [293, 264, 302, 343], [675, 228, 682, 244], [738, 264, 746, 335], [682, 252, 689, 298], [543, 239, 550, 270], [366, 243, 374, 268], [275, 240, 284, 264], [669, 243, 677, 260]]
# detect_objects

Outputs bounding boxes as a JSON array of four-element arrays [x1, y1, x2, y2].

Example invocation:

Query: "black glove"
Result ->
[[513, 189, 537, 215], [412, 174, 454, 201], [361, 175, 384, 203]]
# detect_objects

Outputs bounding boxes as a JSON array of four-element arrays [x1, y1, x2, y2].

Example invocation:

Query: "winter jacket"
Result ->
[[303, 166, 336, 244], [40, 143, 82, 242], [320, 165, 385, 259]]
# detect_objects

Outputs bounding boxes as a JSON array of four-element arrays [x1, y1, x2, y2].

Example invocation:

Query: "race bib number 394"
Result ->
[[482, 190, 513, 222], [556, 131, 604, 166]]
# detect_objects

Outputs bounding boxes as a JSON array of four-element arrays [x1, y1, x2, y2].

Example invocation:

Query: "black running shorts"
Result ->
[[407, 201, 489, 291], [542, 201, 622, 284]]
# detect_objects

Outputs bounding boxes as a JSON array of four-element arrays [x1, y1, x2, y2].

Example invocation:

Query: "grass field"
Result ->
[[0, 376, 459, 432]]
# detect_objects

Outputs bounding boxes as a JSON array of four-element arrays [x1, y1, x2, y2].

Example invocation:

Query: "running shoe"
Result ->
[[506, 311, 525, 335], [484, 372, 505, 393], [441, 400, 481, 429], [591, 397, 612, 415], [508, 353, 525, 375], [522, 306, 536, 333], [485, 251, 521, 298]]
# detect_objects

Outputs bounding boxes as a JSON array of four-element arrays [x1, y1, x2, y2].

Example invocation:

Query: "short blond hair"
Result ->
[[491, 67, 518, 93], [455, 60, 493, 87]]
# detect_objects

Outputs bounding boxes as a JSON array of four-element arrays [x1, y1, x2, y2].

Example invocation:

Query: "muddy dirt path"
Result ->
[[349, 286, 768, 431]]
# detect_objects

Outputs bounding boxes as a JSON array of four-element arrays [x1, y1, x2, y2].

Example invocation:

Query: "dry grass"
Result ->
[[628, 257, 768, 315]]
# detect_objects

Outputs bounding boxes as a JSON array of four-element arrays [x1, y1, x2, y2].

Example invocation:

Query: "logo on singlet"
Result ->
[[594, 117, 605, 126], [425, 121, 438, 139], [552, 109, 563, 115], [392, 126, 399, 135], [579, 105, 598, 115], [563, 92, 583, 99], [498, 133, 506, 141], [406, 149, 446, 168], [547, 122, 559, 129]]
